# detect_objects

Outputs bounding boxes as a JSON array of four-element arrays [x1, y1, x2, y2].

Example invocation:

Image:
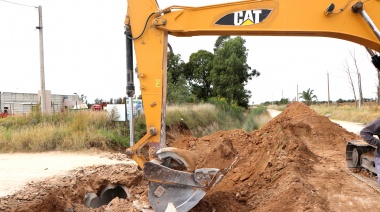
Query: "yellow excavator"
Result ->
[[85, 0, 380, 211]]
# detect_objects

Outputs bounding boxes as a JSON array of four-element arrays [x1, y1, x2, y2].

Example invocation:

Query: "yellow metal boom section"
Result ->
[[157, 0, 380, 51], [126, 0, 380, 168]]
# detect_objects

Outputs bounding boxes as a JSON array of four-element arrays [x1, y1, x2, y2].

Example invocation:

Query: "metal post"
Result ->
[[129, 97, 134, 146], [37, 6, 46, 113], [327, 72, 330, 106]]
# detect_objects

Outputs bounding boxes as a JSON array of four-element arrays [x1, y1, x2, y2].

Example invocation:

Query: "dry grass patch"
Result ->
[[311, 103, 380, 123]]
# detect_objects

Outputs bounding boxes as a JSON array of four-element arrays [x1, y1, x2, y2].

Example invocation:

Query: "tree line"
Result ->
[[167, 36, 260, 108]]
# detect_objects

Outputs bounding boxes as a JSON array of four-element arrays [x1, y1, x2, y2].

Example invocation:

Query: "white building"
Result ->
[[0, 91, 86, 115]]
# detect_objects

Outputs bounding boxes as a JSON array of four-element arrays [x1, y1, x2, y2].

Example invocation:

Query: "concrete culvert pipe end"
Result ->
[[83, 185, 130, 208]]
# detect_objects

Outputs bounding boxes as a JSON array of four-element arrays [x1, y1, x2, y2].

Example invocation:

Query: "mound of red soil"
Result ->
[[170, 102, 360, 211]]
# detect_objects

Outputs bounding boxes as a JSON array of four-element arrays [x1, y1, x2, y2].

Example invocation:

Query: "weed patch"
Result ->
[[0, 101, 270, 152]]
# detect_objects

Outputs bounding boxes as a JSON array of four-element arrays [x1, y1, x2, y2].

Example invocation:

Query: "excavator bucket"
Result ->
[[83, 148, 222, 211], [145, 147, 224, 211]]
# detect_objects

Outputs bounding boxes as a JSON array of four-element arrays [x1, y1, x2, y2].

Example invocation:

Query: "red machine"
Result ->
[[0, 112, 9, 118]]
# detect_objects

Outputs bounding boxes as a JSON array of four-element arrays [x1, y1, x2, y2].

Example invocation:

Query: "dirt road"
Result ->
[[0, 151, 134, 197]]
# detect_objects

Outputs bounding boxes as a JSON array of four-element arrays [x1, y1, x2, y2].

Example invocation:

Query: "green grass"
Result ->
[[0, 110, 131, 152], [243, 105, 268, 132], [166, 99, 267, 137], [0, 100, 269, 152]]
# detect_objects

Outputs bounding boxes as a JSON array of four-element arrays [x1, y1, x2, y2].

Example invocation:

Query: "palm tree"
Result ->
[[299, 88, 318, 106]]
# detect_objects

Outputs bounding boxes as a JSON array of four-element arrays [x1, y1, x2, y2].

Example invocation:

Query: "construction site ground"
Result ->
[[1, 102, 380, 211]]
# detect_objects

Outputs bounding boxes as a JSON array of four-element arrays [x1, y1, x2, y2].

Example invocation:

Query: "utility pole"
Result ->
[[37, 6, 46, 113], [327, 72, 330, 106], [296, 85, 298, 102]]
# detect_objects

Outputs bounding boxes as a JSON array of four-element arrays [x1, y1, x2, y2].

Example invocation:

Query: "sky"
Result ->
[[0, 0, 378, 104]]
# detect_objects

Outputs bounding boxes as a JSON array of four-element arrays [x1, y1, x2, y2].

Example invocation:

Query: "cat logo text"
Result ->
[[215, 9, 272, 26]]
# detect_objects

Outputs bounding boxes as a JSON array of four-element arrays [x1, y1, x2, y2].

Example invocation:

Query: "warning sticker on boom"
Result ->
[[215, 9, 272, 26]]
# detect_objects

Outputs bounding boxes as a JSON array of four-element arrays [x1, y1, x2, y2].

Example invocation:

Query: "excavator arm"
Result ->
[[123, 0, 380, 211]]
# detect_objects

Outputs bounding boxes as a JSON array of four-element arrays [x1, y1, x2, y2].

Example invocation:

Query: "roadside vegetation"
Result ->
[[310, 102, 380, 124], [3, 98, 377, 153], [0, 98, 268, 153]]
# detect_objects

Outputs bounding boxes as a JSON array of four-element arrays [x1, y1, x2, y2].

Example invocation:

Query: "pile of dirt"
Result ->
[[3, 102, 379, 212], [169, 102, 360, 211]]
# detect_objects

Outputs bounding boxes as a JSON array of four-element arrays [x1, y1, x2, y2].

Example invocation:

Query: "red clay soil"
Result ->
[[1, 102, 380, 211], [171, 102, 379, 211]]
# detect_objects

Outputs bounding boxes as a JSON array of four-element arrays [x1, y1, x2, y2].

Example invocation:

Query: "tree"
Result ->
[[299, 88, 318, 106], [94, 98, 101, 104], [167, 53, 185, 85], [80, 94, 87, 104], [350, 49, 364, 108], [343, 58, 357, 107], [343, 48, 364, 108], [184, 50, 214, 101], [278, 98, 289, 105], [115, 97, 123, 104], [213, 36, 230, 52], [167, 53, 191, 104], [211, 36, 260, 108]]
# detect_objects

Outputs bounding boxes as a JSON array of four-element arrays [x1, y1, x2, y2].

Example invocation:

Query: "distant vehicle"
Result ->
[[0, 111, 9, 118], [91, 104, 102, 111]]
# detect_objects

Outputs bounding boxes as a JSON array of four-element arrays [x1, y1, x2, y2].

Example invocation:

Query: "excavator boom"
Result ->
[[123, 0, 380, 211]]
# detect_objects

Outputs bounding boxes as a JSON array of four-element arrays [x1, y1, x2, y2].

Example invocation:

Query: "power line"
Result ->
[[0, 0, 37, 8]]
